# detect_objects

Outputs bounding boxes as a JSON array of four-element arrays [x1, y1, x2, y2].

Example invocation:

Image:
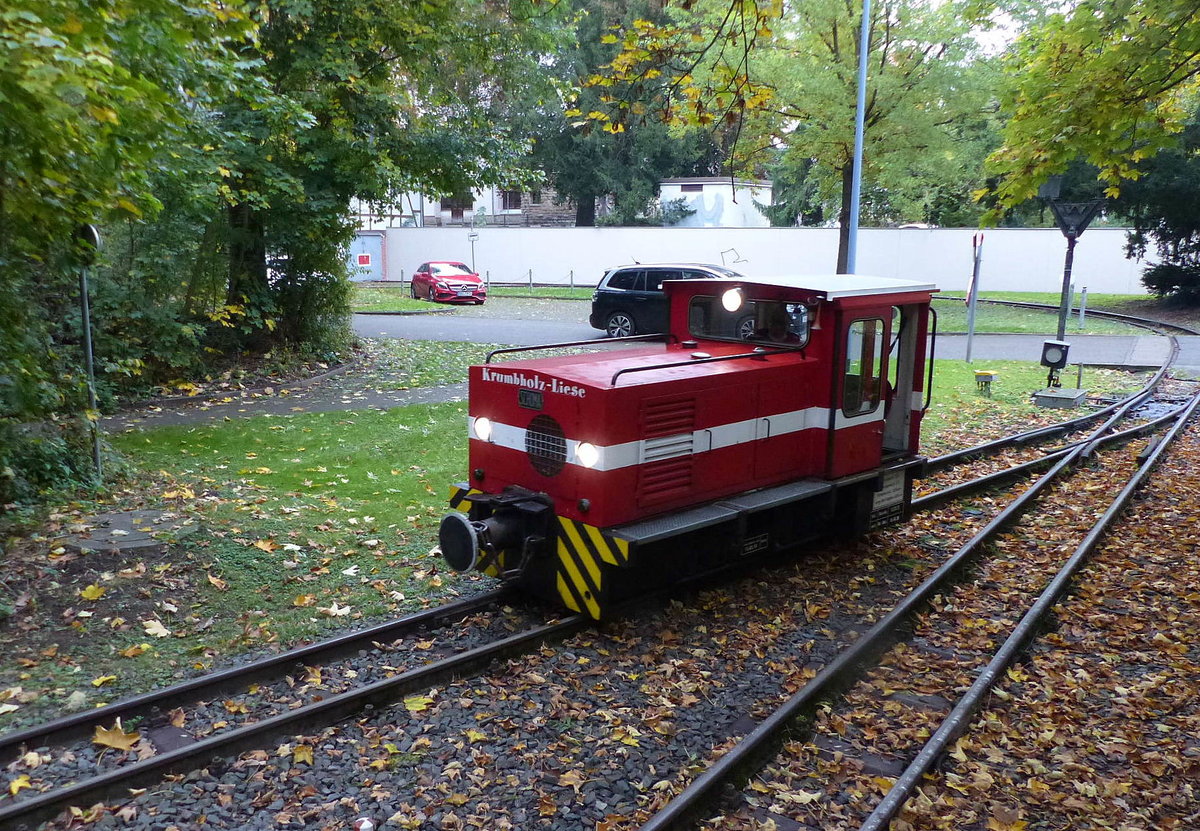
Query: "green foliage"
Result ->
[[1113, 109, 1200, 301], [0, 0, 565, 507], [526, 0, 726, 226], [985, 1, 1200, 213]]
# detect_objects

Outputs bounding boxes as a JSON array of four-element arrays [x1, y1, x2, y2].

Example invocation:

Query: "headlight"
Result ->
[[575, 442, 599, 469], [722, 288, 744, 312], [473, 417, 493, 441]]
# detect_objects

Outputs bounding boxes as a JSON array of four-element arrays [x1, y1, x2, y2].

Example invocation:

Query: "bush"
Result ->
[[1141, 262, 1200, 302], [0, 418, 105, 506]]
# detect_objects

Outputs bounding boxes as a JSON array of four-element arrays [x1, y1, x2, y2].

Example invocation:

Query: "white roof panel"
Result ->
[[679, 274, 939, 298]]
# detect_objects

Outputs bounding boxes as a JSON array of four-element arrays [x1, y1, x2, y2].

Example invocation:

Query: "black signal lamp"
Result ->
[[1041, 340, 1070, 370]]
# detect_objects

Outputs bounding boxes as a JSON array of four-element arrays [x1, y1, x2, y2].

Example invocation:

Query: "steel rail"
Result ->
[[934, 295, 1200, 336], [859, 388, 1200, 831], [924, 335, 1179, 474], [0, 612, 588, 831], [0, 589, 515, 767], [913, 401, 1188, 510], [637, 379, 1165, 831]]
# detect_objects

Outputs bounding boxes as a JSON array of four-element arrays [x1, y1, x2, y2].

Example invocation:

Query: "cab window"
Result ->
[[687, 296, 809, 346], [843, 318, 885, 416]]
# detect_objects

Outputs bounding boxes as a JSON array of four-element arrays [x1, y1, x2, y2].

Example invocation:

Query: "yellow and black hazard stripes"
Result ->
[[554, 518, 630, 619], [448, 483, 477, 513], [446, 484, 503, 576]]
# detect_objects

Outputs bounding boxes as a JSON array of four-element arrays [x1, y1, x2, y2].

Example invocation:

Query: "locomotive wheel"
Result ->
[[606, 311, 635, 338]]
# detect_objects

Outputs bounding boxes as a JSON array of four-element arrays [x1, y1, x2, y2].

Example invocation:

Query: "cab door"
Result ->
[[827, 312, 890, 478]]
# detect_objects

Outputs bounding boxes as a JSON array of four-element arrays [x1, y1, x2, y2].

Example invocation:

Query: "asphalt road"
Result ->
[[353, 298, 601, 345], [353, 298, 1200, 372]]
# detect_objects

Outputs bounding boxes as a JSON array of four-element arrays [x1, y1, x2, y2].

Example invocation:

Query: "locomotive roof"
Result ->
[[669, 274, 938, 298]]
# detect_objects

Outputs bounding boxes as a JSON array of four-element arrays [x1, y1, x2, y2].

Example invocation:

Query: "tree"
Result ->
[[1113, 107, 1200, 300], [595, 0, 1007, 268], [0, 0, 257, 501], [526, 0, 725, 226], [985, 1, 1200, 212], [215, 0, 562, 346]]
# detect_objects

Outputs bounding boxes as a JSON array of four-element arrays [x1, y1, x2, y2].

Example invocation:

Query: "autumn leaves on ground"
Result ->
[[0, 307, 1194, 827]]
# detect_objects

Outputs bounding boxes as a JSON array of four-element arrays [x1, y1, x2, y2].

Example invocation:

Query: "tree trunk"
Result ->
[[836, 164, 853, 274], [226, 201, 273, 346], [575, 192, 596, 227]]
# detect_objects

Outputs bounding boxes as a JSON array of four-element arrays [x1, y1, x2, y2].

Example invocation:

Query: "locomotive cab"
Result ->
[[441, 275, 938, 618]]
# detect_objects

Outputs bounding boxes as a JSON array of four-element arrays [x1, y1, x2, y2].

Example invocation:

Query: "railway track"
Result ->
[[4, 316, 1191, 830], [636, 393, 1200, 829], [0, 591, 595, 831]]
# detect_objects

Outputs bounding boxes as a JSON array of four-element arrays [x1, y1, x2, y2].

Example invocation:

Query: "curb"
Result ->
[[354, 308, 457, 316]]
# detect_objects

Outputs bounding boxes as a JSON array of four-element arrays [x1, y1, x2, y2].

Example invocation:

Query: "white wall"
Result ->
[[379, 226, 1151, 295]]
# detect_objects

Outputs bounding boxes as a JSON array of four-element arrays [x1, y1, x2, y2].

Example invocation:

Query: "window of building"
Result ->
[[500, 190, 522, 211], [680, 184, 703, 193], [529, 189, 542, 205]]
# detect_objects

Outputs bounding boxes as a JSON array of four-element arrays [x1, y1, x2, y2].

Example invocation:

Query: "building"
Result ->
[[658, 177, 773, 228]]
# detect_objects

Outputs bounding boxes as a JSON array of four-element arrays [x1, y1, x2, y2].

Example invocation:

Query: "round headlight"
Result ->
[[575, 442, 599, 469], [473, 417, 492, 442], [722, 288, 744, 312]]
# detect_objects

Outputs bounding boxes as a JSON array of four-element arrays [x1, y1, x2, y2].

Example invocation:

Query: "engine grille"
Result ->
[[526, 414, 567, 476]]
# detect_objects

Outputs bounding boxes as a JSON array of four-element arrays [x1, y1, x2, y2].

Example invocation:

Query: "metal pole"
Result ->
[[528, 268, 533, 294], [79, 265, 102, 480], [845, 0, 872, 275], [1056, 234, 1076, 341], [1079, 286, 1087, 328], [965, 235, 982, 364]]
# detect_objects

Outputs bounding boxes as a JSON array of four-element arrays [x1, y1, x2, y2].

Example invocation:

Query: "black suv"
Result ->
[[589, 263, 745, 337]]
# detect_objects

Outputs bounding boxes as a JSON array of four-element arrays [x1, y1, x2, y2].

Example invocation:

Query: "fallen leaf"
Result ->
[[94, 719, 140, 751], [404, 694, 434, 713], [253, 539, 279, 553], [79, 584, 107, 601], [207, 573, 229, 591], [142, 619, 171, 638], [293, 745, 314, 765], [91, 675, 117, 687], [8, 775, 31, 796], [120, 643, 150, 658]]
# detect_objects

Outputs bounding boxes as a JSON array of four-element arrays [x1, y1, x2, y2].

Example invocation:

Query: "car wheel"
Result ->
[[427, 285, 436, 302], [736, 315, 756, 340], [606, 312, 635, 338], [410, 282, 420, 299], [474, 298, 485, 305]]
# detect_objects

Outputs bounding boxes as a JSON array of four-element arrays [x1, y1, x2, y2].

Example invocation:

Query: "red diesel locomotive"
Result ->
[[439, 275, 938, 618]]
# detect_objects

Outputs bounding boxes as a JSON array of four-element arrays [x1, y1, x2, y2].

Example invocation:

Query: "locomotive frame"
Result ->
[[440, 275, 938, 618]]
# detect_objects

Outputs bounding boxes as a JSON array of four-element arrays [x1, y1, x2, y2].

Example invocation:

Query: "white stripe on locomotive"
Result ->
[[469, 400, 894, 473]]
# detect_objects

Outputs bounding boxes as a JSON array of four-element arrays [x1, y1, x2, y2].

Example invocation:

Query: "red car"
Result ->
[[410, 261, 487, 304]]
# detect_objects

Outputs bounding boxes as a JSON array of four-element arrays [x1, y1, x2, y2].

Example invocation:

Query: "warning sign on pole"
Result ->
[[357, 254, 371, 266]]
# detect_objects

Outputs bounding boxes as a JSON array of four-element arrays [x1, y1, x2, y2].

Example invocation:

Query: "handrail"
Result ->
[[923, 306, 938, 412], [485, 333, 666, 363], [609, 346, 795, 386]]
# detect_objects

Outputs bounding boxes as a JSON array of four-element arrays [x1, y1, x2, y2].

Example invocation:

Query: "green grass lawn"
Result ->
[[0, 346, 1153, 727], [932, 294, 1141, 335], [351, 284, 427, 313]]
